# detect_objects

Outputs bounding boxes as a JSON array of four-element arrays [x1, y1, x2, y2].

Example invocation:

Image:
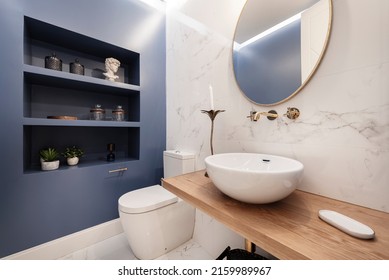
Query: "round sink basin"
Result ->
[[205, 153, 304, 204]]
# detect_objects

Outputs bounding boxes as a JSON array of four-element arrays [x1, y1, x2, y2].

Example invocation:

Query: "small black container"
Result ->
[[70, 58, 85, 75], [45, 53, 62, 71], [107, 143, 115, 162]]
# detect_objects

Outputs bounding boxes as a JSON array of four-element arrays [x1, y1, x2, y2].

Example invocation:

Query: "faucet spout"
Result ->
[[260, 111, 278, 119], [247, 110, 278, 121]]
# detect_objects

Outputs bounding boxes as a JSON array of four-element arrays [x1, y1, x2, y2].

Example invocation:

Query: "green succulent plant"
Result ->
[[62, 146, 84, 159], [39, 147, 59, 162]]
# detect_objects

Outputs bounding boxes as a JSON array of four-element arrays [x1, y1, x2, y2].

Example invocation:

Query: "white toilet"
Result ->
[[118, 150, 196, 259]]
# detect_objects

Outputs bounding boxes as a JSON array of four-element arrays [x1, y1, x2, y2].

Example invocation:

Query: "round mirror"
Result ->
[[233, 0, 332, 105]]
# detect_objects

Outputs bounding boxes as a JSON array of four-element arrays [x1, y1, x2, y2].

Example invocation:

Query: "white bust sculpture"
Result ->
[[103, 57, 120, 81]]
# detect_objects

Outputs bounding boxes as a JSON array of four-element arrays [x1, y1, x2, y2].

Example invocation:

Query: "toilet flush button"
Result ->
[[318, 210, 375, 239]]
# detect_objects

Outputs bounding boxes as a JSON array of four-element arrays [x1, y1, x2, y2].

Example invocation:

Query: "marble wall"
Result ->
[[166, 0, 389, 213]]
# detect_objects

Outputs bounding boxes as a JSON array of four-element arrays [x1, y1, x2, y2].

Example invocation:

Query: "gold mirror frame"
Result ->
[[232, 0, 333, 106]]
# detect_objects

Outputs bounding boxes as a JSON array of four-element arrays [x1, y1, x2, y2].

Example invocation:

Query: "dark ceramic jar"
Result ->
[[69, 58, 85, 75], [45, 53, 62, 71]]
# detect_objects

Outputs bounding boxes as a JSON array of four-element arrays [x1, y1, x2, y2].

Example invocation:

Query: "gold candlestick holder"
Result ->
[[201, 109, 225, 177]]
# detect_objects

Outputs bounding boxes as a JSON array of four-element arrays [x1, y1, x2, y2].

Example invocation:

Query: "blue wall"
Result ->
[[234, 20, 301, 104], [0, 0, 166, 258]]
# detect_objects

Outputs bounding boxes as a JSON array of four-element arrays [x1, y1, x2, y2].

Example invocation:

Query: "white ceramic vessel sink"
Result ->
[[205, 153, 304, 204]]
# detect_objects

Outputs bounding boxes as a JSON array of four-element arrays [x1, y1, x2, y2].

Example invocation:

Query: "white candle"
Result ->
[[209, 85, 214, 110]]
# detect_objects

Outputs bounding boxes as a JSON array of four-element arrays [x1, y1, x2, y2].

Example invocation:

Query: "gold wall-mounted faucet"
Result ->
[[247, 108, 300, 122], [247, 110, 278, 121]]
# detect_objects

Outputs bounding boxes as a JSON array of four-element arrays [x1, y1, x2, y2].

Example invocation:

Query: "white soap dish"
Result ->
[[318, 210, 375, 239]]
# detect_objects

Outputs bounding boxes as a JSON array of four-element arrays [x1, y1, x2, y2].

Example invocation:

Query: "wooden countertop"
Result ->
[[162, 170, 389, 260]]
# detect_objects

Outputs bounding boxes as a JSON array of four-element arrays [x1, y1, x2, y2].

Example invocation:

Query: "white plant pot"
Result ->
[[41, 160, 60, 171], [67, 157, 79, 166]]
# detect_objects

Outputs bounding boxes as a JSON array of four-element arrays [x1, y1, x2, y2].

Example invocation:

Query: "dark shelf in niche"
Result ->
[[24, 71, 140, 122], [24, 16, 140, 85], [24, 65, 140, 92], [24, 126, 140, 173], [22, 16, 142, 175]]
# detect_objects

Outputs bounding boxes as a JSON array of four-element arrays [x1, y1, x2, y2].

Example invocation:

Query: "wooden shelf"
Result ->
[[162, 170, 389, 260]]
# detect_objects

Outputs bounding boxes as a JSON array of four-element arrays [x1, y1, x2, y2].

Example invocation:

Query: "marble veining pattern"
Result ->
[[166, 0, 389, 212]]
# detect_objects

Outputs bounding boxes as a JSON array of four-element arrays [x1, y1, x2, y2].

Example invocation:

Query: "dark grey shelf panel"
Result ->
[[23, 117, 141, 127], [24, 16, 139, 66], [23, 125, 140, 173], [24, 157, 139, 175], [24, 64, 140, 95], [24, 16, 140, 85]]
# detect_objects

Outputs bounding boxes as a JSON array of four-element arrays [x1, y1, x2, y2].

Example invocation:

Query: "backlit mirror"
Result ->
[[233, 0, 332, 105]]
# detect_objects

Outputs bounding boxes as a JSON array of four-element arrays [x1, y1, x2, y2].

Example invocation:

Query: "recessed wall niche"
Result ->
[[22, 16, 141, 173]]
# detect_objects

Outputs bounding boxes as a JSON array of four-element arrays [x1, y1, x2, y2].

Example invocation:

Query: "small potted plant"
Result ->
[[40, 147, 60, 171], [62, 145, 84, 166]]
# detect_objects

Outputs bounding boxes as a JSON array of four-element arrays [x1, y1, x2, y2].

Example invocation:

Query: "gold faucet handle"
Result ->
[[246, 111, 258, 121], [285, 107, 300, 119]]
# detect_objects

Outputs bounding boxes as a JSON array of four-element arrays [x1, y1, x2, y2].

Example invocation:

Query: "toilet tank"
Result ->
[[163, 150, 195, 178]]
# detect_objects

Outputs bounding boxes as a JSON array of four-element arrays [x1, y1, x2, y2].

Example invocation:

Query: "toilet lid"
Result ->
[[118, 185, 178, 214]]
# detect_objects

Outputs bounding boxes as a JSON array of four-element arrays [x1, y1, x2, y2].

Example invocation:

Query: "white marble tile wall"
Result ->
[[166, 0, 389, 213], [191, 209, 245, 257]]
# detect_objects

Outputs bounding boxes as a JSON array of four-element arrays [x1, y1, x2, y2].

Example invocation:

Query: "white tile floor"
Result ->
[[59, 233, 213, 260]]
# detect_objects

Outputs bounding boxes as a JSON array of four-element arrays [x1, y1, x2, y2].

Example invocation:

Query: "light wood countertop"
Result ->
[[162, 170, 389, 260]]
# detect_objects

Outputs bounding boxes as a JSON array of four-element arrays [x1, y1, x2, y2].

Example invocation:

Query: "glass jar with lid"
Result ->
[[90, 104, 105, 120], [112, 105, 125, 121]]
